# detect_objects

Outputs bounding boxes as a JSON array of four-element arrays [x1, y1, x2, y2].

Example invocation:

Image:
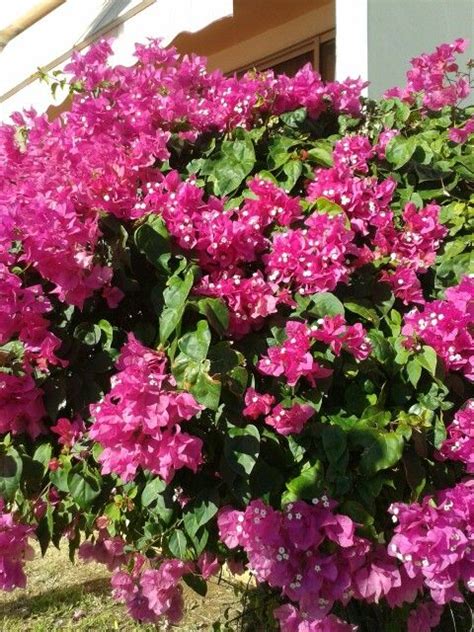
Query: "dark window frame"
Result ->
[[230, 29, 335, 80]]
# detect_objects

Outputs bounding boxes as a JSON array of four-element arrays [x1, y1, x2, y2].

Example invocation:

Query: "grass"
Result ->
[[0, 544, 243, 632]]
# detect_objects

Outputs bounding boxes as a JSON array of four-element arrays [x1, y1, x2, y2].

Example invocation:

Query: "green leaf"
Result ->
[[141, 477, 166, 507], [322, 426, 347, 464], [36, 504, 54, 556], [385, 135, 417, 169], [134, 214, 170, 269], [178, 321, 211, 362], [307, 143, 333, 167], [417, 345, 438, 376], [308, 292, 345, 317], [33, 443, 53, 470], [203, 132, 256, 196], [280, 107, 307, 128], [192, 370, 221, 410], [67, 468, 101, 510], [224, 424, 260, 477], [98, 319, 114, 351], [0, 448, 22, 501], [168, 528, 188, 559], [402, 451, 426, 499], [74, 323, 101, 346], [314, 197, 345, 218], [267, 136, 299, 170], [208, 341, 240, 375], [406, 358, 422, 387], [455, 154, 474, 181], [183, 573, 208, 597], [281, 160, 302, 191], [433, 414, 447, 449], [197, 298, 229, 336], [285, 461, 325, 501], [340, 500, 374, 526], [359, 432, 405, 475], [183, 495, 218, 538], [159, 268, 194, 343], [344, 300, 379, 325]]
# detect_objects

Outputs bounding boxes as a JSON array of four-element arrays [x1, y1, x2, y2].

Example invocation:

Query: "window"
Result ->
[[232, 30, 336, 80]]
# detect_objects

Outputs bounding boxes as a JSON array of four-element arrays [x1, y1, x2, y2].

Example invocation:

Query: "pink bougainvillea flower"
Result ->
[[0, 370, 46, 438], [243, 388, 275, 419], [402, 276, 473, 380], [265, 402, 315, 435], [89, 334, 203, 482], [0, 501, 34, 591], [437, 399, 474, 472], [51, 416, 85, 448]]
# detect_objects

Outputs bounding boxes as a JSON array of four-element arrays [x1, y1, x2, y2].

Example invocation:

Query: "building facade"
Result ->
[[0, 0, 472, 121]]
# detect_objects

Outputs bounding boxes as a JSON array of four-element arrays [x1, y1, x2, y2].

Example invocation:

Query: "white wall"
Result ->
[[0, 0, 232, 121], [335, 0, 367, 87], [367, 0, 474, 100], [336, 0, 474, 102]]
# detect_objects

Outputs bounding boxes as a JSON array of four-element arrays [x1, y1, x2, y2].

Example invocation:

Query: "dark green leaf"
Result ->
[[183, 573, 208, 597], [308, 292, 345, 317], [359, 432, 405, 475], [386, 135, 417, 169], [135, 214, 170, 270], [160, 268, 194, 343], [0, 449, 22, 501], [178, 321, 211, 362], [197, 298, 229, 336], [224, 424, 260, 477], [417, 345, 438, 376], [68, 468, 101, 510], [141, 477, 166, 507], [168, 529, 188, 559], [183, 495, 218, 538], [285, 461, 325, 501], [406, 358, 422, 387]]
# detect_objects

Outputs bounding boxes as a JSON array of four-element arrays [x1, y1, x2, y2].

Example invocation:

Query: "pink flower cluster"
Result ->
[[376, 202, 447, 304], [264, 213, 353, 296], [449, 116, 474, 144], [112, 557, 191, 624], [150, 172, 304, 336], [50, 416, 84, 448], [0, 370, 45, 438], [437, 400, 474, 472], [258, 321, 333, 387], [0, 500, 34, 591], [243, 387, 315, 435], [402, 276, 474, 380], [197, 271, 289, 337], [0, 36, 365, 323], [311, 315, 372, 361], [385, 38, 470, 110], [275, 605, 357, 632], [388, 480, 474, 604], [217, 499, 418, 629], [89, 334, 203, 482], [306, 135, 397, 237], [265, 403, 315, 436], [79, 531, 129, 571], [257, 316, 369, 389], [407, 602, 443, 632], [0, 264, 61, 368]]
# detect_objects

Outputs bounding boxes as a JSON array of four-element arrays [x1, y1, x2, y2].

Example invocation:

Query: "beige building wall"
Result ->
[[0, 0, 335, 122]]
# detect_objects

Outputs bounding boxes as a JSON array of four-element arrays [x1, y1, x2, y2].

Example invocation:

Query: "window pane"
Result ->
[[265, 50, 314, 77], [320, 38, 336, 82]]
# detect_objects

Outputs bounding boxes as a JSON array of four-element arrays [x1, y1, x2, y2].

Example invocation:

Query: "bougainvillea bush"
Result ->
[[0, 36, 473, 631]]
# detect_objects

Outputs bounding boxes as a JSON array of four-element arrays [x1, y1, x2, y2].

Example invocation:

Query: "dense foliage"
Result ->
[[0, 37, 473, 631]]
